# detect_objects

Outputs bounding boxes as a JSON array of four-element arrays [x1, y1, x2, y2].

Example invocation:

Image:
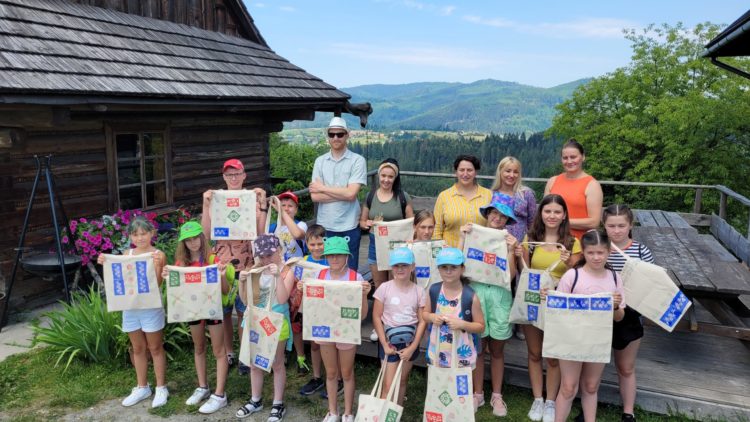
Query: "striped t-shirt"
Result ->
[[607, 241, 654, 271]]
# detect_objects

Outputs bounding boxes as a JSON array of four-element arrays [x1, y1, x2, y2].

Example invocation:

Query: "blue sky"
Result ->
[[244, 1, 748, 89]]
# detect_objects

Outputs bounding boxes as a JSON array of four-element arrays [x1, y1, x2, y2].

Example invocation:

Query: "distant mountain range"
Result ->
[[286, 78, 591, 133]]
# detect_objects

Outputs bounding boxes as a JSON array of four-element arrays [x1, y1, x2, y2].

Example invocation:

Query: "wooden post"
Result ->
[[693, 188, 703, 214], [719, 192, 728, 220]]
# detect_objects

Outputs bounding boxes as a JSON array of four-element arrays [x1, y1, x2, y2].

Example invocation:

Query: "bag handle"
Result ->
[[450, 329, 460, 370], [370, 359, 388, 397], [385, 360, 405, 404], [520, 242, 563, 274], [610, 243, 631, 260]]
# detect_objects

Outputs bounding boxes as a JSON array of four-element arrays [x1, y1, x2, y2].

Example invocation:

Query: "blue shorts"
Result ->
[[367, 233, 377, 266], [378, 341, 419, 363], [122, 308, 165, 333], [234, 295, 247, 314]]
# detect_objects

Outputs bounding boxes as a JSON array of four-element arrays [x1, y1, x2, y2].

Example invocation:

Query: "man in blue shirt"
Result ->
[[309, 117, 367, 270]]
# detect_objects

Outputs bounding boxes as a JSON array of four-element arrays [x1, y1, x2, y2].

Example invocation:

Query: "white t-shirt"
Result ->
[[272, 220, 308, 261]]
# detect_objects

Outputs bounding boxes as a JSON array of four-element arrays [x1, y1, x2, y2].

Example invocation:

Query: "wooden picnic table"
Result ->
[[633, 210, 750, 342]]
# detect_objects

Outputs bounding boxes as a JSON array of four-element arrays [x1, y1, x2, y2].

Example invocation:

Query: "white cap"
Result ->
[[327, 116, 349, 132]]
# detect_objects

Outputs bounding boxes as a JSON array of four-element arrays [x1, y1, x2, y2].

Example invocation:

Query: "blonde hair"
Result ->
[[490, 156, 524, 193]]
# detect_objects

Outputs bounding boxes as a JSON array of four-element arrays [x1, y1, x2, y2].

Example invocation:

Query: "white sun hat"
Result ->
[[327, 116, 349, 132]]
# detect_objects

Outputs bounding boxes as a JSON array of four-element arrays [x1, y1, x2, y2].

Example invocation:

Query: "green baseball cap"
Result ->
[[178, 221, 203, 241], [323, 236, 351, 256]]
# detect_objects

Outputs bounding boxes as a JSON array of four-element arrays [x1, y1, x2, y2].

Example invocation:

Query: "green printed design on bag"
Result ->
[[169, 271, 180, 287], [340, 307, 359, 320], [385, 409, 399, 422], [525, 291, 541, 304], [439, 390, 453, 407], [227, 210, 241, 222]]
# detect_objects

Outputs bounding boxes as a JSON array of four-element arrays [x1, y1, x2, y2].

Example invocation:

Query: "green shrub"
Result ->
[[32, 286, 125, 371]]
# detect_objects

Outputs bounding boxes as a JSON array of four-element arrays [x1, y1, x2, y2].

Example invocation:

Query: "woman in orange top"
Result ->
[[544, 139, 603, 240]]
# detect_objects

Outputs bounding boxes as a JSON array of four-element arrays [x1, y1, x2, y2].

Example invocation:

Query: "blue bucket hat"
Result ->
[[389, 247, 415, 266], [436, 247, 465, 266], [479, 192, 517, 224]]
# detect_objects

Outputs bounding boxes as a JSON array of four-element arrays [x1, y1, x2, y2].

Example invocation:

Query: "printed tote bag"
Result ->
[[542, 291, 614, 363], [423, 331, 474, 422], [613, 245, 691, 332], [462, 225, 511, 290], [210, 189, 257, 240], [355, 360, 404, 422], [509, 258, 560, 330], [302, 278, 363, 345], [373, 218, 415, 271], [165, 264, 223, 323], [284, 256, 329, 282], [102, 253, 162, 312], [238, 265, 285, 372]]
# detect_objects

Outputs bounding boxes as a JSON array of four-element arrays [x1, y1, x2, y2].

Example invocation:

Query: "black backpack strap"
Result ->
[[366, 189, 375, 209], [429, 282, 442, 314], [461, 284, 474, 322], [399, 190, 407, 218], [611, 268, 618, 286], [637, 242, 643, 260], [571, 268, 579, 293]]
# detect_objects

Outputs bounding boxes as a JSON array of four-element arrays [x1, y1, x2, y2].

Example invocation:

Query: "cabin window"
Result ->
[[114, 131, 168, 209]]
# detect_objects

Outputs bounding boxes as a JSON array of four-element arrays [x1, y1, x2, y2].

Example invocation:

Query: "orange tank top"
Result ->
[[550, 174, 594, 240]]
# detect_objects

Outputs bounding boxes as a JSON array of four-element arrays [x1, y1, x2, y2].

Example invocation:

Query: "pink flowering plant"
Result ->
[[62, 209, 158, 265], [154, 206, 191, 229]]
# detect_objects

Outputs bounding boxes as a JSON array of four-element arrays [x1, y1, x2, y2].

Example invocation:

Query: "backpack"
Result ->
[[570, 267, 618, 293], [318, 268, 359, 281], [366, 189, 408, 219], [429, 282, 475, 322]]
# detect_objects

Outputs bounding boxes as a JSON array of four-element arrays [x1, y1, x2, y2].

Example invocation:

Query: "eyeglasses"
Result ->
[[327, 132, 347, 139], [223, 172, 245, 179]]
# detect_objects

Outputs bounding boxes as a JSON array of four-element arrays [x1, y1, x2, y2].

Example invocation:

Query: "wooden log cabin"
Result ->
[[0, 0, 365, 310]]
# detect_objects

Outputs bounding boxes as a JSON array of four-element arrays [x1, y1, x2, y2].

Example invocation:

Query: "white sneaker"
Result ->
[[185, 387, 211, 406], [322, 412, 341, 422], [528, 397, 544, 421], [199, 394, 228, 414], [369, 329, 378, 342], [542, 400, 555, 422], [152, 386, 169, 408], [342, 415, 354, 422], [122, 385, 151, 407]]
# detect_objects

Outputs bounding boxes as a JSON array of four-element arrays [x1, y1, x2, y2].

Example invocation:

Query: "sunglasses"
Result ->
[[327, 132, 347, 139]]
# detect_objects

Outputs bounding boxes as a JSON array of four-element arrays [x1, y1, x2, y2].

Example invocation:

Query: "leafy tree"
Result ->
[[269, 133, 327, 219], [548, 23, 750, 215]]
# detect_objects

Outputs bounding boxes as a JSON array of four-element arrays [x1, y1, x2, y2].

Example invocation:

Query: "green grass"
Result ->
[[0, 346, 738, 421]]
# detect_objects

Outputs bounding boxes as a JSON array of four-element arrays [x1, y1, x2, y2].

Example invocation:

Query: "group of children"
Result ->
[[98, 179, 652, 422]]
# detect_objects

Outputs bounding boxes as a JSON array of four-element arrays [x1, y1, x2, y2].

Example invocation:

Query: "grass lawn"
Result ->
[[0, 343, 720, 422]]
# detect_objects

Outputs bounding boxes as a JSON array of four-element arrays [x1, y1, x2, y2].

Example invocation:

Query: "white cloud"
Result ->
[[328, 43, 503, 69], [463, 14, 515, 28], [440, 6, 456, 16], [462, 14, 638, 39], [374, 0, 456, 17], [279, 5, 296, 12]]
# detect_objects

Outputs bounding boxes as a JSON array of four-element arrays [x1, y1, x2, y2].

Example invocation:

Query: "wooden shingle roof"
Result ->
[[0, 0, 350, 107]]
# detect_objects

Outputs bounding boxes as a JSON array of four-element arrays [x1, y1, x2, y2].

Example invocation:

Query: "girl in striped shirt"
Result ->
[[602, 204, 654, 422]]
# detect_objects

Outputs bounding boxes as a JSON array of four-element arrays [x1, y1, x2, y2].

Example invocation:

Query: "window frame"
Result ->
[[105, 123, 172, 212]]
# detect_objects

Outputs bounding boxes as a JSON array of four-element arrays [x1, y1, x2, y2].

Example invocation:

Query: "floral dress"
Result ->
[[427, 287, 477, 368]]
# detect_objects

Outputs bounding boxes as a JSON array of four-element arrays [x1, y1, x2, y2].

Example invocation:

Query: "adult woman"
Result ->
[[490, 156, 537, 244], [544, 139, 603, 240], [433, 155, 492, 248]]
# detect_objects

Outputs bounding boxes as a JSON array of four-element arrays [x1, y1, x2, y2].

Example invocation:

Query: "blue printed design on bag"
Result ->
[[528, 273, 541, 291], [112, 263, 125, 296], [660, 291, 689, 328], [135, 261, 149, 293], [311, 325, 331, 338], [205, 266, 218, 283], [568, 297, 590, 310], [527, 304, 538, 321], [456, 374, 469, 396], [294, 266, 303, 280], [466, 248, 484, 261], [547, 295, 567, 309], [496, 257, 507, 271], [590, 297, 613, 311], [415, 266, 431, 278], [213, 227, 229, 237], [254, 354, 270, 369], [249, 330, 260, 344]]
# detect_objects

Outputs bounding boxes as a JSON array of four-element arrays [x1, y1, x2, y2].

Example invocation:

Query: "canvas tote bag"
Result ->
[[355, 360, 404, 422], [423, 330, 474, 422], [542, 291, 614, 363], [165, 264, 223, 323], [612, 245, 691, 332], [462, 225, 511, 290], [373, 218, 415, 271], [238, 265, 285, 372], [102, 253, 162, 312], [210, 189, 257, 240], [390, 239, 445, 290], [302, 278, 363, 345], [509, 256, 560, 330], [284, 256, 329, 286]]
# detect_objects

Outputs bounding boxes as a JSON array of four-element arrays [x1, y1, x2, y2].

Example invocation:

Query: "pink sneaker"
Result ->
[[491, 393, 507, 417], [473, 392, 485, 412]]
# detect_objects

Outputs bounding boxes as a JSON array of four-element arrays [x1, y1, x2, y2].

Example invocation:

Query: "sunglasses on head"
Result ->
[[327, 132, 347, 139]]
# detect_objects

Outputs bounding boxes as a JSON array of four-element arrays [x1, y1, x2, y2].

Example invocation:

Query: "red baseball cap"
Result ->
[[222, 159, 244, 172], [277, 191, 299, 204]]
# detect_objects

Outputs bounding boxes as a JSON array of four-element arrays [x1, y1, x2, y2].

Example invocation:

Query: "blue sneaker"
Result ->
[[320, 380, 344, 399]]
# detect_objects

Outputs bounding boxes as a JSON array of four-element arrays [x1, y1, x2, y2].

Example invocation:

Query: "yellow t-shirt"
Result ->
[[523, 236, 582, 280]]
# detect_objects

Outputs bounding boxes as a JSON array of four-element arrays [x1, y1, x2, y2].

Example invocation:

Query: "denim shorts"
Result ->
[[122, 308, 165, 333], [367, 233, 377, 266], [234, 295, 247, 313], [378, 341, 419, 363]]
